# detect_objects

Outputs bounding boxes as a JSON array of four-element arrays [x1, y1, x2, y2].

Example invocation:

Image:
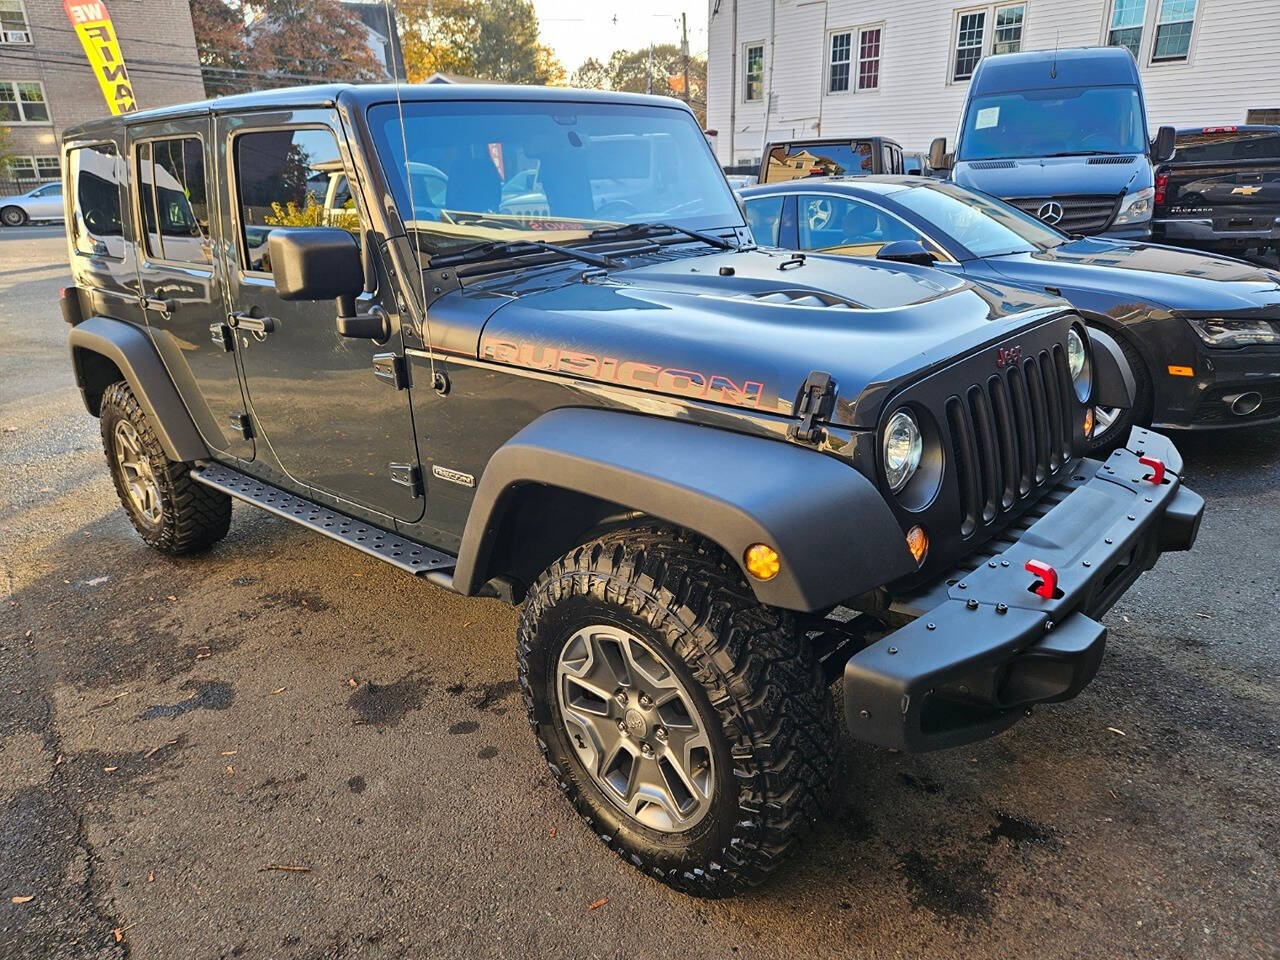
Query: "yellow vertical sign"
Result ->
[[63, 1, 137, 115]]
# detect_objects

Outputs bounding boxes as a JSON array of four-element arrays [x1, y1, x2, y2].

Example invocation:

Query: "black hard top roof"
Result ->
[[62, 83, 693, 140]]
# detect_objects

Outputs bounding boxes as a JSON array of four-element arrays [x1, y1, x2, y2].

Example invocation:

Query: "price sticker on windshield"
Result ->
[[975, 106, 1000, 129]]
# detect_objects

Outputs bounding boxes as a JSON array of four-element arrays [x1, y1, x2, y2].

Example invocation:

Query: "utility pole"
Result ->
[[681, 12, 690, 106], [646, 43, 653, 94]]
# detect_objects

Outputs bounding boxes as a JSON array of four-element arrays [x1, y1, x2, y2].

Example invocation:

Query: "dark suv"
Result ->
[[59, 83, 1202, 897]]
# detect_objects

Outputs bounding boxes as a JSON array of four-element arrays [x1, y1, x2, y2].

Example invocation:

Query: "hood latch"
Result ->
[[788, 371, 837, 444]]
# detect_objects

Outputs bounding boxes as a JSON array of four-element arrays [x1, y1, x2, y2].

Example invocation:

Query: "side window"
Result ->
[[798, 195, 922, 254], [137, 136, 211, 265], [235, 127, 360, 273], [68, 143, 125, 259], [744, 196, 785, 246]]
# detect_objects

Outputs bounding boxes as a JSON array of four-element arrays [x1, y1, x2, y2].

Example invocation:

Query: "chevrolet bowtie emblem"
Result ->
[[1232, 185, 1262, 195]]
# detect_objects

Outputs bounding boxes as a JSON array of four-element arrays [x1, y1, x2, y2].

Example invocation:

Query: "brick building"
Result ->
[[0, 0, 205, 186]]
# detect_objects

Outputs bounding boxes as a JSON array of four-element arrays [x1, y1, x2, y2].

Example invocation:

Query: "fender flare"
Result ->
[[453, 408, 917, 612], [68, 316, 209, 462], [1088, 326, 1137, 410]]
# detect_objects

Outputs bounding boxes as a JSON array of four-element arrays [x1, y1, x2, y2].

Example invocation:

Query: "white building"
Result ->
[[705, 0, 1280, 165]]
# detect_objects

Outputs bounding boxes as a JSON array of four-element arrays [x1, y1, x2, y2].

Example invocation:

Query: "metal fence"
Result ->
[[0, 176, 57, 196]]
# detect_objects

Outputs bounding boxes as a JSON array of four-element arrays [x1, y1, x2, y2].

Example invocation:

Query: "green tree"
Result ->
[[572, 45, 708, 124], [398, 0, 564, 85], [569, 57, 610, 90], [0, 126, 16, 177]]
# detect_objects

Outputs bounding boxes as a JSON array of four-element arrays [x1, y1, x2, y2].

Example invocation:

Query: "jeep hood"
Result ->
[[953, 155, 1147, 199], [456, 248, 1066, 427], [989, 237, 1280, 311]]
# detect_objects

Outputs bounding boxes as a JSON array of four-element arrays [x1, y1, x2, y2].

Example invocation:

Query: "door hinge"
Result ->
[[787, 371, 837, 444], [372, 353, 408, 390], [389, 463, 422, 498], [210, 322, 234, 352], [229, 412, 253, 440]]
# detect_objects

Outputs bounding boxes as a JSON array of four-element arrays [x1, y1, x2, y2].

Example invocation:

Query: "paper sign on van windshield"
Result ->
[[63, 1, 137, 116], [975, 107, 1000, 130]]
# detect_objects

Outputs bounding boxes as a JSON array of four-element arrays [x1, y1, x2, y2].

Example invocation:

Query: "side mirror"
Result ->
[[1152, 125, 1176, 163], [267, 227, 388, 341], [929, 137, 952, 172], [876, 240, 937, 267]]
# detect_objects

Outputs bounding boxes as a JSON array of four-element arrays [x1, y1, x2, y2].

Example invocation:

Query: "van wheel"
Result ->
[[1, 206, 28, 227], [1086, 333, 1152, 454], [99, 381, 231, 554], [517, 523, 836, 897]]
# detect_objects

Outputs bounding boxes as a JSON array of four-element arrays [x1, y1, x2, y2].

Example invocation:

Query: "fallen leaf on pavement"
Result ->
[[588, 897, 608, 911], [1107, 727, 1126, 737], [147, 871, 154, 883], [548, 827, 556, 839], [220, 750, 237, 757], [103, 766, 118, 773], [11, 896, 33, 904], [143, 739, 178, 759], [166, 595, 177, 601], [259, 864, 311, 873], [225, 765, 234, 776], [271, 687, 286, 695], [194, 648, 211, 660], [347, 678, 358, 688]]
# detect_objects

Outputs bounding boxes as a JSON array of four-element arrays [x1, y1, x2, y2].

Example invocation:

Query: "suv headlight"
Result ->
[[884, 409, 923, 493], [1113, 186, 1154, 225], [1186, 317, 1280, 347], [1067, 325, 1091, 400]]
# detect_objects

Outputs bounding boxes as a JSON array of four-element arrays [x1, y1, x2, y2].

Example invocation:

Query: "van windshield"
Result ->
[[367, 100, 741, 253], [957, 86, 1146, 161]]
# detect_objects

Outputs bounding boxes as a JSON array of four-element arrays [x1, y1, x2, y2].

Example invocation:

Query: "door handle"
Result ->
[[229, 310, 276, 335], [143, 296, 177, 314]]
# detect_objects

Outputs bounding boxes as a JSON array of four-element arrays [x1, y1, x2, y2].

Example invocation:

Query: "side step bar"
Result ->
[[192, 462, 456, 577]]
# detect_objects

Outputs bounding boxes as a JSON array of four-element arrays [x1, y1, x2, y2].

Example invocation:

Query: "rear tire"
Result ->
[[99, 381, 231, 554], [1086, 332, 1152, 455], [1, 206, 28, 227], [517, 522, 836, 897]]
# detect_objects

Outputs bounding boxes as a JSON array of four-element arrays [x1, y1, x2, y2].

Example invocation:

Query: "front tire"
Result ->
[[1, 206, 28, 227], [517, 523, 836, 897], [99, 381, 231, 554]]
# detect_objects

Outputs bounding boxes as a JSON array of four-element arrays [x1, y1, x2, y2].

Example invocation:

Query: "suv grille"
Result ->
[[1008, 194, 1119, 234], [945, 345, 1074, 537]]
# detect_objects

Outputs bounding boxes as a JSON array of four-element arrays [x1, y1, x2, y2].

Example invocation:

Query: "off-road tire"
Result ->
[[1086, 331, 1152, 455], [1, 205, 28, 227], [99, 381, 231, 554], [517, 523, 837, 897]]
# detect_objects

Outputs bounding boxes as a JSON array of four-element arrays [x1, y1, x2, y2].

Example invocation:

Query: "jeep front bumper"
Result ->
[[843, 427, 1203, 752]]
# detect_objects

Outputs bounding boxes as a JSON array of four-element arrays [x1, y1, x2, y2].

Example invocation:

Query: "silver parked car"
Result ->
[[0, 181, 64, 226]]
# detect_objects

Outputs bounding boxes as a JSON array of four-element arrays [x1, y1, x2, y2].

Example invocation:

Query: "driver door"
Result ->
[[218, 109, 424, 523]]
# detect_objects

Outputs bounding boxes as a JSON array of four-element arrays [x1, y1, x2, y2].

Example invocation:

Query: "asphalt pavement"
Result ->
[[1, 225, 1278, 960]]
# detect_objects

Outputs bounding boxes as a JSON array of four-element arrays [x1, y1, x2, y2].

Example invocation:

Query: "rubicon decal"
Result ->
[[481, 337, 773, 410]]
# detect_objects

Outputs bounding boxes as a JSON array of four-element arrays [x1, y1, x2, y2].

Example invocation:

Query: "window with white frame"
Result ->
[[8, 157, 35, 180], [1107, 0, 1147, 60], [857, 27, 882, 90], [951, 5, 1023, 82], [1152, 0, 1196, 61], [828, 31, 852, 93], [0, 0, 31, 43], [35, 156, 58, 179], [744, 43, 765, 101], [0, 80, 49, 122]]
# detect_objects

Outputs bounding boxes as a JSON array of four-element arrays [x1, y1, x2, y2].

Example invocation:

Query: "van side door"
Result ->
[[127, 116, 253, 460]]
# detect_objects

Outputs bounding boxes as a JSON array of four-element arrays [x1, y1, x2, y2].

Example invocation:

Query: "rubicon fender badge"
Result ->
[[432, 465, 475, 488]]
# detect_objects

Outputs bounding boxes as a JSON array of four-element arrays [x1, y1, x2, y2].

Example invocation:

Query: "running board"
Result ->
[[192, 462, 455, 576]]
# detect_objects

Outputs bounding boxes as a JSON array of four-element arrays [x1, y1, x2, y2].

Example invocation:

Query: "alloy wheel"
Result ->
[[555, 624, 715, 832], [113, 419, 162, 524]]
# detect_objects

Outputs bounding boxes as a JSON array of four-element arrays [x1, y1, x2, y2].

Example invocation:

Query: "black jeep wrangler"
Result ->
[[59, 84, 1203, 897]]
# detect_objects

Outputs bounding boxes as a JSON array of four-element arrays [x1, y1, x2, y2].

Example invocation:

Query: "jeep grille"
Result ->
[[945, 344, 1074, 537]]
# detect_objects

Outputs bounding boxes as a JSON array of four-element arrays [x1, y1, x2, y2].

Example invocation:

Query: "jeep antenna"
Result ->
[[383, 0, 439, 391], [1050, 30, 1059, 79]]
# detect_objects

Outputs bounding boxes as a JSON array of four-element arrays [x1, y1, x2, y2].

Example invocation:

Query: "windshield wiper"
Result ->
[[429, 239, 621, 270], [586, 222, 739, 251]]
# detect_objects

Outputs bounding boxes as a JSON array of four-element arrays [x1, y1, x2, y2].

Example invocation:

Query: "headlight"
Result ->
[[1113, 186, 1155, 225], [1186, 317, 1280, 347], [883, 408, 923, 493], [1067, 325, 1091, 400]]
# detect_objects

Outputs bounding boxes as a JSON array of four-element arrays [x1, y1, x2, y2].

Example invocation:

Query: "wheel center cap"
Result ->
[[623, 708, 647, 739]]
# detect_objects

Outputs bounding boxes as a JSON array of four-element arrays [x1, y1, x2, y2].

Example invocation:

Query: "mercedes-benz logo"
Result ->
[[1036, 200, 1065, 225]]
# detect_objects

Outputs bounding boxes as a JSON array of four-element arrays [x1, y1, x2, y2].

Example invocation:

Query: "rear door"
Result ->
[[218, 109, 423, 522], [27, 182, 63, 219], [1163, 128, 1280, 231], [127, 117, 253, 460]]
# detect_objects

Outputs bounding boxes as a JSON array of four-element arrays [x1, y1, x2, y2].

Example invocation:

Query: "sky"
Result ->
[[529, 0, 709, 75]]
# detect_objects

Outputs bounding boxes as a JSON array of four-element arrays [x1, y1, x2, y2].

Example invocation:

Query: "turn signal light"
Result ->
[[1168, 365, 1194, 378], [905, 525, 929, 566], [1083, 408, 1094, 438], [744, 543, 781, 581]]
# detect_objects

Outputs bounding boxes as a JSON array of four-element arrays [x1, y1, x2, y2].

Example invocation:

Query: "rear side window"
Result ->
[[764, 142, 873, 183], [1174, 130, 1280, 164], [744, 195, 784, 245], [234, 127, 360, 273], [68, 143, 125, 259], [137, 137, 211, 265]]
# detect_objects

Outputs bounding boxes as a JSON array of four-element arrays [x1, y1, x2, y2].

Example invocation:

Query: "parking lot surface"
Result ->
[[2, 226, 1278, 959]]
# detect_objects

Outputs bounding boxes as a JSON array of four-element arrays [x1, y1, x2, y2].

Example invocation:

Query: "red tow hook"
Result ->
[[1025, 559, 1058, 599], [1139, 455, 1165, 485]]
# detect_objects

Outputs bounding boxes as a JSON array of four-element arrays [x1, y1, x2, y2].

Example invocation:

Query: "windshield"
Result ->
[[893, 182, 1066, 258], [957, 86, 1146, 161], [763, 142, 873, 183], [367, 100, 741, 254]]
